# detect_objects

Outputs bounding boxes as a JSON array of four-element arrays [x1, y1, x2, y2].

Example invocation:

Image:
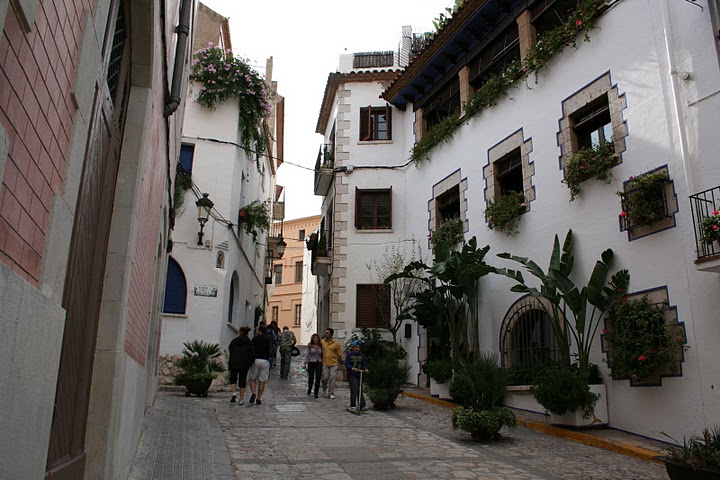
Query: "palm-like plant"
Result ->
[[386, 237, 495, 360], [173, 340, 226, 384], [496, 230, 630, 374]]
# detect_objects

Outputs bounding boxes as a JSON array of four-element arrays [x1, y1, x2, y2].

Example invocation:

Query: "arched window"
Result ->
[[162, 257, 187, 314], [500, 296, 559, 368], [228, 272, 240, 326]]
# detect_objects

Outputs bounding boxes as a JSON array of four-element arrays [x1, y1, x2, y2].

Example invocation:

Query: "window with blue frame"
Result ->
[[179, 144, 195, 175], [162, 257, 187, 314]]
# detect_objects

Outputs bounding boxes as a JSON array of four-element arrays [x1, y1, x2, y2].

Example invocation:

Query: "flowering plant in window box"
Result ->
[[617, 171, 670, 229], [700, 210, 720, 246], [191, 44, 272, 164], [603, 296, 687, 384], [486, 191, 526, 237], [430, 216, 464, 251], [563, 141, 616, 202], [238, 200, 270, 241]]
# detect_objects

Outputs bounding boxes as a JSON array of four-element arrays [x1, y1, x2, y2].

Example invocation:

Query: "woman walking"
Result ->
[[303, 333, 323, 398]]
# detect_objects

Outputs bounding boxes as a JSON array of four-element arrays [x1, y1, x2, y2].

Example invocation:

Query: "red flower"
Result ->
[[631, 374, 638, 379], [602, 328, 607, 334], [628, 176, 634, 181], [712, 210, 719, 215], [576, 20, 583, 27], [620, 211, 627, 217], [714, 225, 719, 231], [638, 355, 647, 362]]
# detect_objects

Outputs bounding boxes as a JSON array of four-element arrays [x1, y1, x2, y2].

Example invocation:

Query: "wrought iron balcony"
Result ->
[[314, 144, 335, 196], [689, 185, 720, 270], [307, 231, 331, 277]]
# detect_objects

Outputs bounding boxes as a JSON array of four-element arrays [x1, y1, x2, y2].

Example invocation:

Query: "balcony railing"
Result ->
[[689, 185, 720, 262], [314, 144, 334, 196]]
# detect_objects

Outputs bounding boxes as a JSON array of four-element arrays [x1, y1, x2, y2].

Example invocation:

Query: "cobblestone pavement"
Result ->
[[132, 359, 667, 479]]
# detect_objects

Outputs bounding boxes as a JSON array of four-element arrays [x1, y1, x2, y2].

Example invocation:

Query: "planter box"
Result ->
[[550, 384, 608, 429], [430, 378, 452, 400], [504, 385, 544, 414], [661, 457, 720, 480]]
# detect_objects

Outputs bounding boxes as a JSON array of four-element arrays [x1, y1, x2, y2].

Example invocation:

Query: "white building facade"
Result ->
[[314, 0, 720, 442], [160, 5, 284, 363]]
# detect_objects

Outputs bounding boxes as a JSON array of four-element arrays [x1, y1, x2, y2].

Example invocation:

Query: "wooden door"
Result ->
[[45, 1, 129, 478]]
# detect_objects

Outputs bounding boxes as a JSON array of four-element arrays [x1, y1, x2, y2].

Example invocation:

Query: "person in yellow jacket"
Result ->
[[320, 327, 343, 399]]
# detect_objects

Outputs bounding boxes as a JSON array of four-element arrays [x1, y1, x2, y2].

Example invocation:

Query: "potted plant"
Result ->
[[496, 230, 629, 427], [701, 210, 720, 247], [531, 363, 605, 427], [238, 200, 270, 241], [603, 296, 687, 384], [563, 141, 616, 202], [486, 191, 526, 236], [173, 340, 226, 397], [661, 427, 720, 480], [430, 216, 464, 251], [426, 358, 454, 400], [450, 354, 517, 441], [617, 171, 670, 229], [365, 354, 411, 410]]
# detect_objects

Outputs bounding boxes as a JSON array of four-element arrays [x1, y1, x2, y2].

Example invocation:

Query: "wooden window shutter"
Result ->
[[385, 104, 392, 140], [360, 106, 371, 141], [355, 187, 360, 228], [356, 285, 375, 327]]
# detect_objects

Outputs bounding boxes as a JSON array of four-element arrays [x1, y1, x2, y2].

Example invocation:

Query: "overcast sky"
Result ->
[[198, 0, 450, 220]]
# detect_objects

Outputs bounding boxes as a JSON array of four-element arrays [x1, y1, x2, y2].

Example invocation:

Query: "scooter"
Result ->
[[347, 369, 365, 415]]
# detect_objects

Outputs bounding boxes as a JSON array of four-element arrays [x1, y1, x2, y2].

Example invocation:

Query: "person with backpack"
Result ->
[[228, 326, 254, 404]]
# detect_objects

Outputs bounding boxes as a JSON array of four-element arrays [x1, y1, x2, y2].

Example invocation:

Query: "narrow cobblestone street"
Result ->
[[130, 359, 668, 480]]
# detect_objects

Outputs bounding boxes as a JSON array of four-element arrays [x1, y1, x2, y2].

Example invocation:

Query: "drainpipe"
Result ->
[[164, 0, 193, 117], [659, 0, 694, 195]]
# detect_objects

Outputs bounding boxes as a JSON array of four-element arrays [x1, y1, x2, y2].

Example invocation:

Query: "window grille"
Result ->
[[353, 51, 394, 69], [500, 298, 559, 368], [107, 1, 126, 103]]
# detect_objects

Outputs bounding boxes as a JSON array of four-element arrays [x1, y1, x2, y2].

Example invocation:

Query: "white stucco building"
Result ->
[[160, 5, 285, 360], [313, 0, 720, 442]]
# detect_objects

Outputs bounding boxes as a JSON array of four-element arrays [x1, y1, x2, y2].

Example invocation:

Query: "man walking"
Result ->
[[247, 325, 272, 405], [320, 327, 343, 399], [277, 326, 297, 379]]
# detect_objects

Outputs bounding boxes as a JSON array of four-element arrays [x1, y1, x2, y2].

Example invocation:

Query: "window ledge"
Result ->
[[356, 228, 393, 234], [358, 140, 393, 145], [507, 385, 533, 393], [226, 322, 240, 333], [162, 313, 188, 318]]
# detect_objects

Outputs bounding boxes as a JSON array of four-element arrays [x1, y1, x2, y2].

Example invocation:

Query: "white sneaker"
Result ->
[[238, 399, 244, 405], [330, 394, 336, 399]]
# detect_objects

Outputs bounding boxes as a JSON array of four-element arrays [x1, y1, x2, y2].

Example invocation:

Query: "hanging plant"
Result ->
[[191, 45, 272, 166], [410, 0, 608, 165], [430, 216, 464, 251], [603, 296, 687, 383], [486, 191, 526, 236], [617, 171, 670, 229], [238, 200, 270, 242], [562, 141, 616, 202], [173, 168, 192, 213]]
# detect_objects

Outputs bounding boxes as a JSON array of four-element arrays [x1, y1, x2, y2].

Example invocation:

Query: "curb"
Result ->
[[403, 390, 663, 464]]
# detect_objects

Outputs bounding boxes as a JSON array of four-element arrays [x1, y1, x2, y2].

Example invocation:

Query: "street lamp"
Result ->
[[276, 236, 287, 259], [195, 193, 214, 245]]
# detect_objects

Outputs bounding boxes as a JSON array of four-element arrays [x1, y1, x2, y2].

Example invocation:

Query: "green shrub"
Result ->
[[531, 364, 599, 417], [449, 353, 507, 410], [486, 191, 525, 236], [426, 359, 454, 383], [666, 426, 720, 472], [365, 356, 410, 391]]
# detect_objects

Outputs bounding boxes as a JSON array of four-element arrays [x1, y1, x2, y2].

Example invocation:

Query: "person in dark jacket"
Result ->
[[344, 341, 369, 411], [248, 325, 272, 405], [228, 326, 254, 404]]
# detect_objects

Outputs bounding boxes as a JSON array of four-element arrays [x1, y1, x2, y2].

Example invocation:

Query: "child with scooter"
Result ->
[[345, 341, 369, 414]]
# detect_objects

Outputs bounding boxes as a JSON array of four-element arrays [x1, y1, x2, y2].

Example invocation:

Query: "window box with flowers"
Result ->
[[191, 45, 272, 169], [563, 141, 617, 202], [701, 210, 720, 247], [430, 216, 464, 251], [238, 201, 270, 242], [618, 171, 671, 229], [486, 191, 526, 237], [603, 296, 688, 386]]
